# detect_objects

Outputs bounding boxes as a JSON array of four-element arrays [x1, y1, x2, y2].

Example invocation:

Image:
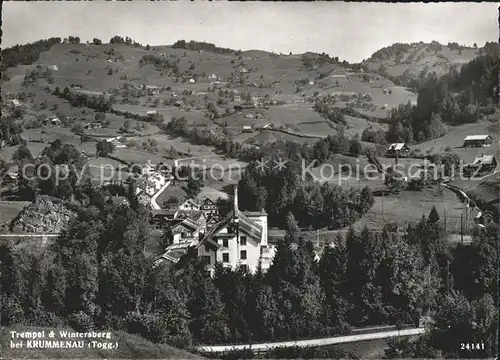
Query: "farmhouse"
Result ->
[[171, 217, 203, 244], [1, 172, 18, 187], [469, 154, 497, 172], [145, 85, 160, 97], [44, 116, 61, 126], [386, 143, 411, 157], [9, 99, 22, 107], [463, 135, 493, 148]]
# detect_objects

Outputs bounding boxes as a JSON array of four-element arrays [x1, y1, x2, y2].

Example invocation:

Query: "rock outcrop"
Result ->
[[10, 197, 77, 234]]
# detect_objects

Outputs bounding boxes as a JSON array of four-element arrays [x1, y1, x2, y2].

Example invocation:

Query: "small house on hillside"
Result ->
[[2, 172, 18, 187], [146, 85, 160, 97], [179, 199, 201, 212], [469, 154, 497, 172], [463, 135, 493, 148], [386, 143, 411, 158], [44, 116, 61, 126], [242, 125, 253, 133], [84, 122, 102, 130]]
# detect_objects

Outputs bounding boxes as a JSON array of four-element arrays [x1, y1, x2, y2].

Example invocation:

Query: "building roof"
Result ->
[[172, 217, 200, 232], [152, 209, 178, 217], [473, 155, 496, 165], [464, 135, 492, 141], [177, 210, 204, 222], [243, 209, 268, 216], [387, 143, 408, 151]]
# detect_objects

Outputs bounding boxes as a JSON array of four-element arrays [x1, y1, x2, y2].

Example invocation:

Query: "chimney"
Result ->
[[233, 184, 239, 212]]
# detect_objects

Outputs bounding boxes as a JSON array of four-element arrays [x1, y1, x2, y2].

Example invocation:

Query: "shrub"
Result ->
[[68, 311, 94, 331]]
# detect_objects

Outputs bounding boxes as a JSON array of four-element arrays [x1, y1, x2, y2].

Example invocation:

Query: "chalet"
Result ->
[[469, 154, 497, 172], [151, 209, 178, 230], [137, 191, 152, 207], [179, 199, 200, 211], [171, 217, 202, 244], [84, 122, 102, 130], [45, 116, 61, 126], [1, 172, 18, 187], [463, 135, 493, 148], [242, 125, 253, 133], [146, 85, 160, 97], [386, 143, 411, 157], [201, 198, 220, 218], [9, 99, 21, 107]]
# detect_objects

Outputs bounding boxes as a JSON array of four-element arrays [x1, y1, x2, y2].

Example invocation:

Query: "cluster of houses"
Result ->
[[154, 185, 275, 275], [386, 134, 498, 175]]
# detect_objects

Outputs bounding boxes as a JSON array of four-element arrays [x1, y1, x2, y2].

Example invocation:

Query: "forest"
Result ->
[[0, 200, 497, 359], [383, 53, 498, 144]]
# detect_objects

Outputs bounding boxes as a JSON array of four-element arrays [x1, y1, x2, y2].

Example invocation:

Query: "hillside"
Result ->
[[1, 39, 419, 165], [1, 325, 203, 359], [364, 41, 484, 79]]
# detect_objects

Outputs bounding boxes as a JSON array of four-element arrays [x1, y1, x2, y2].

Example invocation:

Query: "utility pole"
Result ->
[[460, 213, 464, 244], [444, 206, 447, 234], [382, 190, 385, 225]]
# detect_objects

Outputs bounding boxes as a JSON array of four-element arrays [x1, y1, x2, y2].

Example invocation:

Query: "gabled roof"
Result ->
[[202, 198, 216, 206], [196, 208, 263, 250], [177, 210, 204, 222], [180, 198, 200, 207], [172, 217, 200, 232], [387, 143, 408, 151], [195, 211, 234, 250], [473, 155, 496, 165], [464, 135, 492, 141]]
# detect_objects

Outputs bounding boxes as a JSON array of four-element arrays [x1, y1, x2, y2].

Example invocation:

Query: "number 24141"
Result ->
[[461, 342, 485, 350]]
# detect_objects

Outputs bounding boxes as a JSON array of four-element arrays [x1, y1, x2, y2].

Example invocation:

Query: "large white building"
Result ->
[[156, 185, 275, 274], [195, 185, 274, 274]]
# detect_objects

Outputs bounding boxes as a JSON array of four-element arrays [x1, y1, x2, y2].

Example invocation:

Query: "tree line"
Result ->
[[172, 40, 238, 55], [53, 87, 112, 112], [1, 37, 61, 72]]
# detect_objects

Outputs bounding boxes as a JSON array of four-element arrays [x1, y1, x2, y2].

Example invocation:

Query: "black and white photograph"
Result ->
[[0, 2, 498, 359]]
